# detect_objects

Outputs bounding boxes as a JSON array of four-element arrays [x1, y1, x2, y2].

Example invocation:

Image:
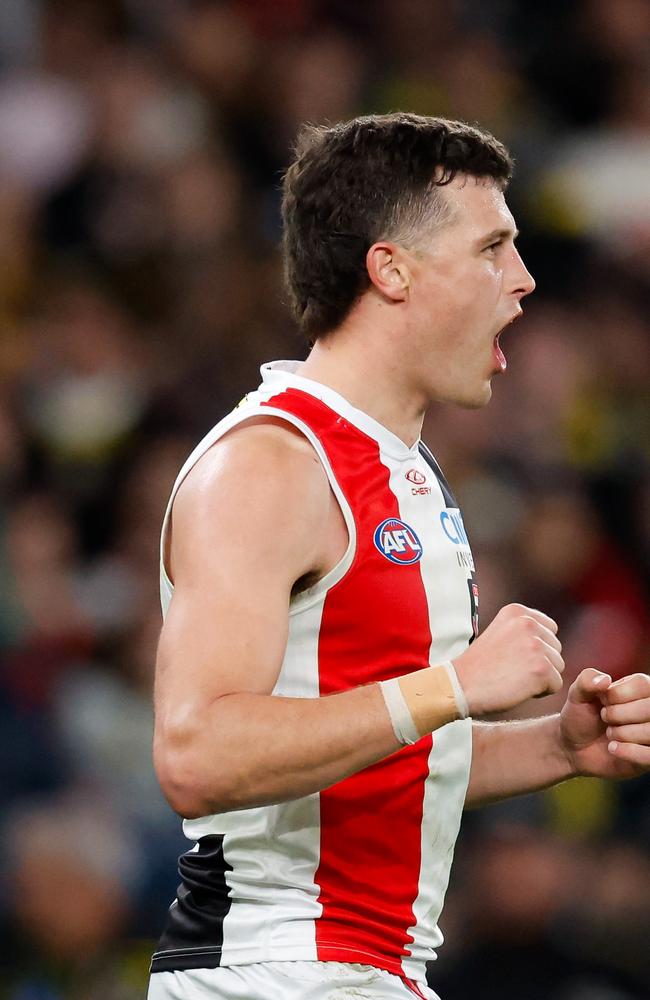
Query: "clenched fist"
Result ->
[[560, 669, 650, 779], [452, 603, 564, 717]]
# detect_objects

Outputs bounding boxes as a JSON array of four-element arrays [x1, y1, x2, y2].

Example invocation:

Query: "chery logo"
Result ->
[[406, 469, 426, 485]]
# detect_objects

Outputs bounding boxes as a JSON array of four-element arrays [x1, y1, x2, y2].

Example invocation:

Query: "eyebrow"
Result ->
[[479, 226, 519, 245]]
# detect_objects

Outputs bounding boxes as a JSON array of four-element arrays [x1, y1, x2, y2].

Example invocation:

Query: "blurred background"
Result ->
[[0, 0, 648, 997]]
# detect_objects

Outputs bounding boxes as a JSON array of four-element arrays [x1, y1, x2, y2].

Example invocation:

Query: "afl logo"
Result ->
[[374, 518, 423, 564], [406, 469, 426, 485]]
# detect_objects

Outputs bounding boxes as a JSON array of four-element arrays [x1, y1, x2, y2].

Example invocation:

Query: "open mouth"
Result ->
[[493, 311, 522, 373], [493, 333, 507, 372]]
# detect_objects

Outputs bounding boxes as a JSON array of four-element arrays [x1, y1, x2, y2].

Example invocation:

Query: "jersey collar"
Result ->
[[259, 360, 420, 461]]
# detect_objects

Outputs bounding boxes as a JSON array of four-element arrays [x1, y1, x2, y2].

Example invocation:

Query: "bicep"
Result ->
[[156, 568, 291, 725], [154, 424, 329, 732]]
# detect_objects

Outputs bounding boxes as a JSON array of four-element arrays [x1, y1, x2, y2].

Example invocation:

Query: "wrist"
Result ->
[[451, 655, 481, 716], [379, 661, 469, 746], [550, 713, 580, 780]]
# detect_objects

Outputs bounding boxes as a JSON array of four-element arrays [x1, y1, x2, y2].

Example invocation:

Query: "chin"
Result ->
[[429, 373, 494, 409], [454, 381, 493, 409]]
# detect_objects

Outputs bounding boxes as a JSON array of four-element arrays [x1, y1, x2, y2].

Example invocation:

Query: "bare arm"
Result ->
[[465, 715, 573, 809]]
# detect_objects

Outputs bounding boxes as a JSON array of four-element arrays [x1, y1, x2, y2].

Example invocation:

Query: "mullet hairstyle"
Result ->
[[281, 112, 513, 342]]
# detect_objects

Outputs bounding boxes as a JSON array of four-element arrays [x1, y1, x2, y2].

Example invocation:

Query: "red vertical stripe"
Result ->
[[263, 389, 433, 975]]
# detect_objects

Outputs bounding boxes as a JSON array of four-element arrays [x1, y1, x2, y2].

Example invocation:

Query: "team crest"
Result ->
[[374, 518, 423, 565]]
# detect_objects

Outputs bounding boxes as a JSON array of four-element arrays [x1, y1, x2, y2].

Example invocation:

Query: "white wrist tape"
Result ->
[[379, 677, 420, 745], [442, 659, 469, 720], [379, 660, 469, 746]]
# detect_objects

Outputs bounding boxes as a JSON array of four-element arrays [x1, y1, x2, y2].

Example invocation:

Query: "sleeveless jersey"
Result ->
[[151, 361, 478, 986]]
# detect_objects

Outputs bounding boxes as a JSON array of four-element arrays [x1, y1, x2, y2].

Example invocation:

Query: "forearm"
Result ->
[[156, 683, 402, 817], [465, 715, 576, 808]]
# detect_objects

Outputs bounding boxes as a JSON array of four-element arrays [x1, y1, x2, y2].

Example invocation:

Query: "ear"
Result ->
[[366, 242, 410, 302]]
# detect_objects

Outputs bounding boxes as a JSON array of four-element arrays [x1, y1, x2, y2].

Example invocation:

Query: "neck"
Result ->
[[299, 314, 427, 448]]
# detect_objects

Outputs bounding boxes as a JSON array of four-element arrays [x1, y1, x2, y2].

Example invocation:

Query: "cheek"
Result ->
[[489, 260, 506, 294], [452, 268, 502, 329], [413, 264, 502, 341], [473, 261, 503, 296], [453, 260, 502, 304], [423, 270, 474, 317], [462, 266, 503, 330]]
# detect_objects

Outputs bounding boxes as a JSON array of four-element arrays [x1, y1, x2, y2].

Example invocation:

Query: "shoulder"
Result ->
[[169, 416, 331, 582], [175, 415, 329, 512]]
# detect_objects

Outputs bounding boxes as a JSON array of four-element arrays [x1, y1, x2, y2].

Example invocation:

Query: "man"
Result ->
[[148, 113, 650, 1000]]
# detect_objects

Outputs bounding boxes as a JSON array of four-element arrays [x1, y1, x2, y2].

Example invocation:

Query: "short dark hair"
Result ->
[[281, 112, 513, 341]]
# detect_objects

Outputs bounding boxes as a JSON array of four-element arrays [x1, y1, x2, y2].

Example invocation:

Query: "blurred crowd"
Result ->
[[0, 1, 648, 998]]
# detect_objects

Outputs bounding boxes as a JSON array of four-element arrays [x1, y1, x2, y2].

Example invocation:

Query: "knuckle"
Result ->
[[533, 675, 547, 696], [528, 635, 543, 654], [508, 602, 527, 615], [533, 659, 549, 680]]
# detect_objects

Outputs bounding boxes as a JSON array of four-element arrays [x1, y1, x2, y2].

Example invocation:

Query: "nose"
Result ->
[[511, 248, 535, 299]]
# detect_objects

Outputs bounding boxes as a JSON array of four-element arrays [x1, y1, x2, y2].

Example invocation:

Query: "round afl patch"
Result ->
[[374, 517, 423, 564]]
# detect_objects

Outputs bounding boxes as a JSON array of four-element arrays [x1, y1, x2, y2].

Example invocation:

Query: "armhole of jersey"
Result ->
[[159, 404, 357, 617]]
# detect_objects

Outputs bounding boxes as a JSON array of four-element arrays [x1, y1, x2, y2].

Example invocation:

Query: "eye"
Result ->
[[484, 240, 503, 254]]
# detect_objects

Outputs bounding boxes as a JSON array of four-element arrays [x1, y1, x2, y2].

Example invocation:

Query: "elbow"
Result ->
[[153, 699, 259, 815], [155, 752, 207, 819], [158, 773, 210, 820], [154, 735, 230, 819]]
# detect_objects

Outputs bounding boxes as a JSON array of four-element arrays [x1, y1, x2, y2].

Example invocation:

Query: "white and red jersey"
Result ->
[[151, 361, 477, 987]]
